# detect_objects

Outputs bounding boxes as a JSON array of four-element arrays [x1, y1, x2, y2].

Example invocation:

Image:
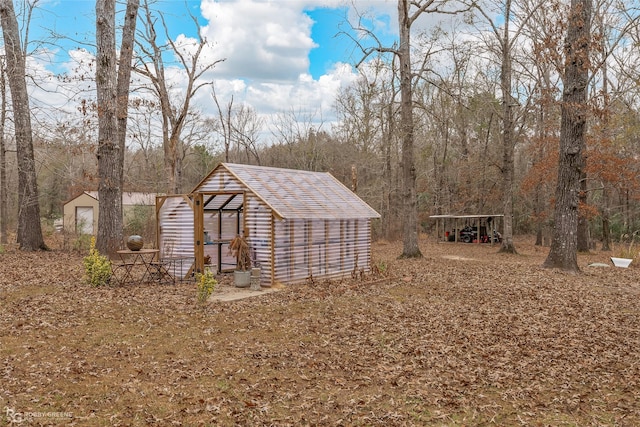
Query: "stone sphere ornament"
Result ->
[[126, 235, 144, 251]]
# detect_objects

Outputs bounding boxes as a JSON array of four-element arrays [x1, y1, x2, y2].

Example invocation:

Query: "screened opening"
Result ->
[[202, 192, 244, 273]]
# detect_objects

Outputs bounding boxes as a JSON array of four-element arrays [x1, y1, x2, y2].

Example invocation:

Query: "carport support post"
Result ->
[[455, 218, 459, 242]]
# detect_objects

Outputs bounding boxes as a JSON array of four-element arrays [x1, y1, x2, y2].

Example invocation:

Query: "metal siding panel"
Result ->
[[158, 196, 195, 280], [270, 218, 373, 285], [245, 194, 272, 285]]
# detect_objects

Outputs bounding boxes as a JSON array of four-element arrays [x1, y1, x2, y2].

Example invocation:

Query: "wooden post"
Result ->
[[289, 220, 295, 283], [324, 220, 329, 275], [155, 196, 165, 252], [306, 220, 312, 277], [270, 212, 276, 287], [340, 220, 345, 271], [193, 193, 204, 275]]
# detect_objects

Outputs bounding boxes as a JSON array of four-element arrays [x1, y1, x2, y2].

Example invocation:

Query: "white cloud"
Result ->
[[23, 0, 371, 143], [200, 0, 317, 82], [182, 0, 361, 129]]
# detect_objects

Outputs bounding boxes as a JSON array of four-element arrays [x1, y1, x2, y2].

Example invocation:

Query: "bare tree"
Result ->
[[95, 0, 121, 256], [0, 0, 46, 250], [543, 0, 592, 271], [212, 88, 233, 162], [496, 0, 518, 254], [231, 104, 263, 164], [212, 90, 263, 165], [334, 63, 401, 240], [353, 0, 468, 257], [0, 56, 7, 245], [470, 0, 546, 254], [587, 0, 640, 251], [134, 0, 224, 193], [395, 0, 422, 258], [95, 0, 139, 256], [270, 108, 325, 170], [117, 0, 139, 189]]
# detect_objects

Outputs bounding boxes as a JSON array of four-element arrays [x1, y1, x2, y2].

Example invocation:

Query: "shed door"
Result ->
[[76, 207, 94, 234]]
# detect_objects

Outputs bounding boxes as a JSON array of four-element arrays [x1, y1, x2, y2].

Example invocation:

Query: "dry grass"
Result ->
[[1, 236, 639, 426]]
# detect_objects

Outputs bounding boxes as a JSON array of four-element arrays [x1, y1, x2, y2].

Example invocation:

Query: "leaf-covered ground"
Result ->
[[1, 236, 639, 426]]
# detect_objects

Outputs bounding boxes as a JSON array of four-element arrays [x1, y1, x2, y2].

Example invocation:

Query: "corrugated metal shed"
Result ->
[[157, 163, 380, 287]]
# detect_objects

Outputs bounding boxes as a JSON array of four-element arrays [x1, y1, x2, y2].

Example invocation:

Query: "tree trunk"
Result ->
[[383, 100, 396, 239], [398, 0, 421, 258], [533, 71, 547, 248], [96, 0, 123, 257], [499, 0, 517, 254], [117, 0, 139, 190], [543, 0, 592, 272], [599, 34, 611, 252], [577, 172, 590, 251], [601, 184, 611, 251], [0, 0, 46, 251], [0, 57, 7, 245]]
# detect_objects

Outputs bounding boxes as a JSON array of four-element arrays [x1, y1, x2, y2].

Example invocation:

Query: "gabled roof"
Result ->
[[195, 163, 380, 220], [72, 191, 157, 206]]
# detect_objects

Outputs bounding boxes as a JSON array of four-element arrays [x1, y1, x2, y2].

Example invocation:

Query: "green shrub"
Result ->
[[196, 270, 217, 303], [83, 237, 112, 287], [72, 233, 92, 252]]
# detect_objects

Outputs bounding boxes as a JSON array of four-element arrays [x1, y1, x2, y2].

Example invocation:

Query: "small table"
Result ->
[[111, 249, 159, 285]]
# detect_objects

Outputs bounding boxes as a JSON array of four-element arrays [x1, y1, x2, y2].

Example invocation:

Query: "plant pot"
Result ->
[[250, 267, 262, 291], [611, 257, 632, 268], [234, 270, 251, 288]]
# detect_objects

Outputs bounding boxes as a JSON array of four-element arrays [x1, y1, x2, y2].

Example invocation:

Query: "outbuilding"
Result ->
[[430, 214, 504, 243], [63, 191, 156, 235], [156, 163, 380, 286]]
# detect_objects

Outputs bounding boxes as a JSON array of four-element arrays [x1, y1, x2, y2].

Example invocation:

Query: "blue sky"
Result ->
[[30, 1, 395, 78], [24, 0, 398, 135]]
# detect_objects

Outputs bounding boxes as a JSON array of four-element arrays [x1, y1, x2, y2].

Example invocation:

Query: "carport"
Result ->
[[430, 214, 504, 244]]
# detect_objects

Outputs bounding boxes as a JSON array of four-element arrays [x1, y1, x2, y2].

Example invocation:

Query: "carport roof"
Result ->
[[429, 214, 504, 219]]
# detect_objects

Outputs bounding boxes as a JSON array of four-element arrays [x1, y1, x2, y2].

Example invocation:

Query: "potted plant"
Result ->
[[229, 234, 252, 287]]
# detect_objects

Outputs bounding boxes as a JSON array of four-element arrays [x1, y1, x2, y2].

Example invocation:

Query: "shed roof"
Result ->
[[196, 163, 380, 220], [76, 191, 157, 206]]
